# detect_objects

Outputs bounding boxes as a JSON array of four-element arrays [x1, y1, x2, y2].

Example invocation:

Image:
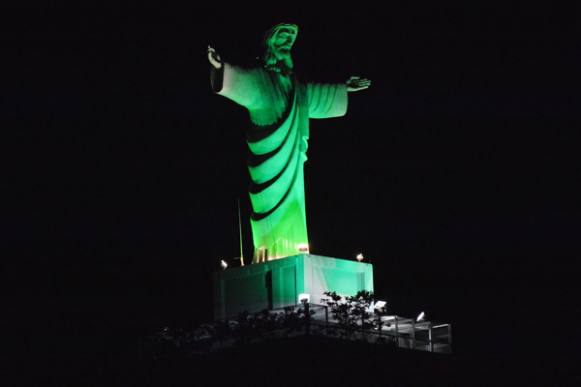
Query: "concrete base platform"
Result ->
[[213, 254, 374, 320]]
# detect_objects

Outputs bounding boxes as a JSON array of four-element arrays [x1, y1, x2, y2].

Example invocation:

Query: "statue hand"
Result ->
[[207, 45, 223, 69], [346, 76, 371, 92]]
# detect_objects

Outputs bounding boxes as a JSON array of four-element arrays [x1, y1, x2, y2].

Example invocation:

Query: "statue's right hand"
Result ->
[[207, 45, 223, 69]]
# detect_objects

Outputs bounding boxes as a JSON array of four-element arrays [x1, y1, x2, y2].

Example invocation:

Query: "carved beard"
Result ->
[[264, 48, 294, 76], [276, 55, 294, 76]]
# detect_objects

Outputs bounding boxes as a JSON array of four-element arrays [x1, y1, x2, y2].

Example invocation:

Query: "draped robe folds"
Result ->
[[211, 63, 348, 262]]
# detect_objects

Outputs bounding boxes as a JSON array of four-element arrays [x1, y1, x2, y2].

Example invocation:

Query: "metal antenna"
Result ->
[[238, 198, 245, 266]]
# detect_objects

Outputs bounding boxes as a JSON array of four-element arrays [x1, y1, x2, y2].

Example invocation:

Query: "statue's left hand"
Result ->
[[208, 45, 223, 69], [346, 76, 371, 92]]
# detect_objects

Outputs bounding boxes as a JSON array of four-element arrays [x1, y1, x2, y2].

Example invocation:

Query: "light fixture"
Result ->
[[297, 243, 309, 253], [356, 253, 364, 262], [416, 311, 425, 322], [298, 293, 310, 304], [368, 300, 387, 313], [220, 259, 228, 270]]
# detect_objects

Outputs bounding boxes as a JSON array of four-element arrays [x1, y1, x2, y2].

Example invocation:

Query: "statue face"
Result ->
[[270, 27, 297, 60], [262, 23, 298, 74]]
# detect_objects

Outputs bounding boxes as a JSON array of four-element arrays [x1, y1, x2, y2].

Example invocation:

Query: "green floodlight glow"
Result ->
[[209, 24, 370, 263]]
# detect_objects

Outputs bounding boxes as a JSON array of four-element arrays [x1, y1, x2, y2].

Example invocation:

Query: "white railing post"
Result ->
[[429, 322, 433, 352], [448, 324, 452, 352], [394, 316, 399, 348], [411, 320, 416, 350]]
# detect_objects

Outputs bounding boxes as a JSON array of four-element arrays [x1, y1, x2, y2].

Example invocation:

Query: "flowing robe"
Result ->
[[212, 63, 348, 262]]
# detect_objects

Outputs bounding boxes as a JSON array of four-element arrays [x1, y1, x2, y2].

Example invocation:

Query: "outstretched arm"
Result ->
[[306, 82, 348, 119], [207, 45, 260, 109], [346, 76, 371, 92]]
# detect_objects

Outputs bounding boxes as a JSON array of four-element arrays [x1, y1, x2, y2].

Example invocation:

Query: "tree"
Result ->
[[322, 290, 375, 340]]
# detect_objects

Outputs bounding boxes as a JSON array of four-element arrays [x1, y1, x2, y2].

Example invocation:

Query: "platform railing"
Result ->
[[218, 303, 452, 354]]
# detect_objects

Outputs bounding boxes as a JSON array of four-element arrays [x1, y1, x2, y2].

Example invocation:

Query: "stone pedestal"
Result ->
[[213, 254, 374, 320]]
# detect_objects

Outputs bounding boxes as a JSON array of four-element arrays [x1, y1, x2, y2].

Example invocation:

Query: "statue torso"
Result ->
[[248, 69, 295, 127]]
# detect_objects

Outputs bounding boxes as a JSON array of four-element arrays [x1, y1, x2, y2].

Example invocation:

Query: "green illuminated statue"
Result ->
[[208, 23, 370, 263]]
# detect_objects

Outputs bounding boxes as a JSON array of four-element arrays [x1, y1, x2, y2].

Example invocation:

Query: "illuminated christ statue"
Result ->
[[208, 23, 370, 263]]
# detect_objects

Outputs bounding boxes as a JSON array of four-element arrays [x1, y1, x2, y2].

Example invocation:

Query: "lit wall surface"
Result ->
[[213, 254, 374, 320]]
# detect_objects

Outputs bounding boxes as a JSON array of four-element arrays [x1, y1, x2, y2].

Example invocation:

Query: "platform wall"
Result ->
[[213, 254, 374, 320]]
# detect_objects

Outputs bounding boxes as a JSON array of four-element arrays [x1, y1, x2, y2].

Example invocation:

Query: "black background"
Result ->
[[2, 3, 579, 381]]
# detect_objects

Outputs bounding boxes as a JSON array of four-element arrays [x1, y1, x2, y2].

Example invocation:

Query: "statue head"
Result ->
[[261, 23, 298, 75]]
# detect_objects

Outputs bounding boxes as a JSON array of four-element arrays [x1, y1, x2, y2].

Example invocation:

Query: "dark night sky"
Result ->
[[3, 4, 580, 371]]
